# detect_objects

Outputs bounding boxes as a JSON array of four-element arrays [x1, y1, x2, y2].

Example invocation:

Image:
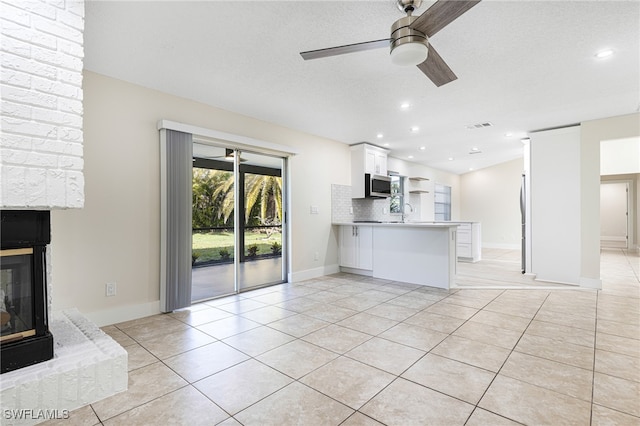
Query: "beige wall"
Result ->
[[460, 158, 523, 248], [581, 112, 640, 286], [51, 71, 351, 325]]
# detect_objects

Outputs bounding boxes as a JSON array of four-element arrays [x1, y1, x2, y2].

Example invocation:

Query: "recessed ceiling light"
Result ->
[[400, 102, 411, 110], [408, 155, 414, 159], [448, 157, 454, 161], [469, 167, 474, 171], [504, 132, 513, 137], [470, 147, 480, 152], [376, 133, 384, 139], [595, 49, 614, 59], [383, 143, 390, 147], [410, 126, 419, 133], [419, 146, 426, 151]]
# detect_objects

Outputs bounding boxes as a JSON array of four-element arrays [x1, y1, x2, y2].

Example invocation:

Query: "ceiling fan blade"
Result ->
[[300, 39, 390, 60], [411, 0, 481, 37], [417, 44, 457, 87]]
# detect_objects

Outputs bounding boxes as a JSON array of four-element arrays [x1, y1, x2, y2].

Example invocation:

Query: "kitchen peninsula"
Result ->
[[335, 222, 458, 289]]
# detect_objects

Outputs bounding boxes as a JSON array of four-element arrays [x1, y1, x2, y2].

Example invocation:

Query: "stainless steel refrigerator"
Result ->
[[520, 173, 526, 274]]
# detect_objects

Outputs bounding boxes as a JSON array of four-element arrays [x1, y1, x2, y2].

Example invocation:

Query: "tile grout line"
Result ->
[[461, 290, 552, 425], [95, 254, 639, 425]]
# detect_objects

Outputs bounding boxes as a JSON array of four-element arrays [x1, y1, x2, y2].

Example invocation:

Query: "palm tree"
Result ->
[[244, 174, 282, 225], [193, 169, 282, 227], [192, 168, 233, 227]]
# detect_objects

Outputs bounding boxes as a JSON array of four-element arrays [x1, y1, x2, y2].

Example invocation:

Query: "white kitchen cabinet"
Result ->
[[351, 143, 389, 198], [339, 225, 373, 270], [365, 149, 388, 176], [456, 222, 481, 262]]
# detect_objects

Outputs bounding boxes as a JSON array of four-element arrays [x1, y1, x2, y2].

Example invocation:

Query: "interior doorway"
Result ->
[[600, 181, 629, 249], [191, 143, 286, 302]]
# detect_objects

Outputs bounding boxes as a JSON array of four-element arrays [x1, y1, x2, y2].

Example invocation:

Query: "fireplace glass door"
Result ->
[[0, 248, 35, 343]]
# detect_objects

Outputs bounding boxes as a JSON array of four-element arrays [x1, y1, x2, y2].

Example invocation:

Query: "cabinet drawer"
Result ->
[[457, 223, 471, 231], [457, 230, 471, 243], [457, 243, 472, 258]]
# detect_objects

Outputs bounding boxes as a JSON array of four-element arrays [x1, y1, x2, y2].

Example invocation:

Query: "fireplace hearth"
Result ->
[[1, 210, 54, 374]]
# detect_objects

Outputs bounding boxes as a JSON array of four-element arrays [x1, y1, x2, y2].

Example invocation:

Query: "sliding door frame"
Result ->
[[159, 120, 297, 307]]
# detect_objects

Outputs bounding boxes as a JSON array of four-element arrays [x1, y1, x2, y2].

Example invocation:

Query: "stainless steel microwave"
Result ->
[[365, 173, 391, 198]]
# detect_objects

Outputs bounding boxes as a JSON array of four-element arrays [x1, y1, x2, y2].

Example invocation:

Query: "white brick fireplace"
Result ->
[[1, 0, 85, 209], [1, 1, 126, 424]]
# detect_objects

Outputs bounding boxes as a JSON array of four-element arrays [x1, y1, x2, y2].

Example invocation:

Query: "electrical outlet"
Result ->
[[349, 206, 353, 215], [105, 282, 116, 297], [314, 251, 319, 261]]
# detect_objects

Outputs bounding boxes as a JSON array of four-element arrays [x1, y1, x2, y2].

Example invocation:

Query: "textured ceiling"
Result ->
[[84, 1, 640, 174]]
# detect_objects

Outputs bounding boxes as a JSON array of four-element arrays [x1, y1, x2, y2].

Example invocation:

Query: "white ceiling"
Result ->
[[84, 1, 640, 175]]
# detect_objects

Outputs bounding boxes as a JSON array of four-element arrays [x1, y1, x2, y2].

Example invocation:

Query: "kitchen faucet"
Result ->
[[402, 202, 414, 223]]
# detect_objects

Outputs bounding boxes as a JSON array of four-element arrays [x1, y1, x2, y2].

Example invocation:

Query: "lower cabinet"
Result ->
[[457, 222, 481, 262], [339, 225, 373, 270]]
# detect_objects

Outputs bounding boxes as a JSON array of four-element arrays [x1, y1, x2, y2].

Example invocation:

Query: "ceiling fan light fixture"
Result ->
[[390, 41, 428, 66], [390, 14, 428, 67]]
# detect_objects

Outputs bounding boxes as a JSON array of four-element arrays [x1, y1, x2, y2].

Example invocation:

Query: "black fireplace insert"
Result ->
[[1, 210, 54, 374]]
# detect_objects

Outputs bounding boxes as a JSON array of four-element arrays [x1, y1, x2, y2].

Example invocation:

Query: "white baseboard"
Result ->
[[339, 266, 373, 277], [579, 276, 603, 289], [289, 264, 340, 282], [482, 242, 520, 250], [600, 236, 627, 242], [532, 275, 580, 287], [83, 301, 161, 327]]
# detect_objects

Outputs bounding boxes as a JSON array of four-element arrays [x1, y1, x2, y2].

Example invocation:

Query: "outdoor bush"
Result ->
[[219, 248, 231, 260], [271, 242, 282, 255], [247, 244, 259, 258]]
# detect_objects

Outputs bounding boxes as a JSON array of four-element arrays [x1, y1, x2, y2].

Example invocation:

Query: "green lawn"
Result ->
[[192, 230, 282, 263]]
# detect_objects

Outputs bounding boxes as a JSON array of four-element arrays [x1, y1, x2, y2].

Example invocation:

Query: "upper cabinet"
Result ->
[[351, 143, 389, 198], [365, 148, 388, 176]]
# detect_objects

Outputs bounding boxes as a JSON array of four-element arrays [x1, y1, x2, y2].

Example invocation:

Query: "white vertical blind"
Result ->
[[160, 129, 193, 312]]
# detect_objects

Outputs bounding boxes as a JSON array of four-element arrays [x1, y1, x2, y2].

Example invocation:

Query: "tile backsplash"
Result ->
[[331, 184, 394, 223]]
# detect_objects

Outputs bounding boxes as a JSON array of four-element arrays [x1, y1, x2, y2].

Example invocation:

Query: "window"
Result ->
[[434, 184, 451, 221], [389, 174, 404, 214]]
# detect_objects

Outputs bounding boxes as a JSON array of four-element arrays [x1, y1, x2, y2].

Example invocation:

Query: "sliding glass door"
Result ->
[[191, 144, 286, 302], [238, 154, 285, 291]]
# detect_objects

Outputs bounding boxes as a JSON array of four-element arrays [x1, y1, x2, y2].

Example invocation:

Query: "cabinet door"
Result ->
[[365, 150, 376, 174], [365, 149, 388, 175], [357, 226, 373, 270], [375, 153, 387, 176], [339, 226, 357, 268]]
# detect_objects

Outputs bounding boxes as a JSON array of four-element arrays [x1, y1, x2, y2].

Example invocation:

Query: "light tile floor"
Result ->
[[45, 248, 638, 425]]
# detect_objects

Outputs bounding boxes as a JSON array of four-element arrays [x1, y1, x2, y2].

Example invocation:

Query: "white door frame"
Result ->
[[600, 179, 633, 249]]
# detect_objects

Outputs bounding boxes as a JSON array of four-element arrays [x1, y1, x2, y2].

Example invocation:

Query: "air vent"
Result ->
[[465, 122, 493, 130], [469, 150, 482, 154]]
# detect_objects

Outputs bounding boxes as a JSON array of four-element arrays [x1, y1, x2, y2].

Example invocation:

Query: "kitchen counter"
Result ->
[[335, 223, 458, 289], [336, 221, 481, 263], [334, 221, 459, 228]]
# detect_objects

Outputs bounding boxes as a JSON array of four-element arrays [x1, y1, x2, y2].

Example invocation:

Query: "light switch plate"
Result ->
[[105, 282, 116, 297], [310, 206, 319, 214]]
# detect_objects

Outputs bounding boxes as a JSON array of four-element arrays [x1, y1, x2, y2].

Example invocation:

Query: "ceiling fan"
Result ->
[[197, 148, 248, 163], [300, 0, 481, 87]]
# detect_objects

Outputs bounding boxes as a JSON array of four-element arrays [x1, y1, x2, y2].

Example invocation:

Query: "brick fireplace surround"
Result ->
[[1, 1, 127, 424]]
